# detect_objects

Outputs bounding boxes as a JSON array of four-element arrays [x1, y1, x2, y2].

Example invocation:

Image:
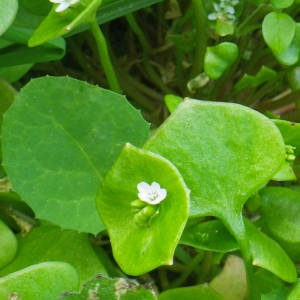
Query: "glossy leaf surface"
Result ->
[[144, 99, 286, 221], [0, 262, 79, 300], [97, 143, 189, 275], [0, 226, 109, 285], [2, 76, 149, 234]]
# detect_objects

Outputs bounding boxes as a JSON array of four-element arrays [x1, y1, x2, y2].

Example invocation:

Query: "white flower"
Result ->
[[49, 0, 80, 12], [137, 182, 167, 205]]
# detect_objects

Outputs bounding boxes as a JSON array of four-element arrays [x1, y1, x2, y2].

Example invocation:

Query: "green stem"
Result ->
[[198, 251, 212, 284], [190, 0, 208, 79], [125, 13, 175, 95], [223, 214, 255, 300], [89, 19, 121, 94], [170, 251, 204, 288]]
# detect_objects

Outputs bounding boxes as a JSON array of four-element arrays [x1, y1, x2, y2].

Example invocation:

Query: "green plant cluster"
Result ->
[[0, 0, 300, 299]]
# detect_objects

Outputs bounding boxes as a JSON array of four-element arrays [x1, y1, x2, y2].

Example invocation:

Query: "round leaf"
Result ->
[[144, 99, 286, 220], [0, 226, 110, 285], [96, 143, 189, 275], [262, 12, 295, 53], [0, 219, 17, 269], [2, 76, 149, 234], [204, 42, 238, 79], [0, 262, 79, 300], [0, 0, 18, 35], [270, 0, 294, 9]]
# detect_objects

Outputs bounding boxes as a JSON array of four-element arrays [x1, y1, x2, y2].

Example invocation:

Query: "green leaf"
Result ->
[[96, 143, 189, 275], [0, 262, 79, 299], [272, 23, 300, 65], [164, 95, 183, 113], [28, 0, 103, 47], [0, 64, 33, 83], [2, 76, 149, 234], [234, 66, 277, 91], [59, 275, 157, 299], [20, 0, 52, 16], [0, 0, 18, 36], [245, 219, 297, 283], [270, 0, 294, 9], [158, 283, 224, 300], [262, 12, 295, 53], [0, 219, 17, 269], [168, 32, 197, 53], [0, 226, 110, 285], [0, 27, 65, 67], [204, 42, 238, 79], [273, 119, 300, 156], [180, 220, 239, 252], [271, 161, 296, 181], [144, 99, 286, 221], [287, 280, 300, 299], [259, 187, 300, 261]]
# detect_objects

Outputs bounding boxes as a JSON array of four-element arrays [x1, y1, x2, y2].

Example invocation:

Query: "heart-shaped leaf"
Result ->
[[96, 143, 189, 275], [262, 12, 295, 53], [2, 76, 149, 234]]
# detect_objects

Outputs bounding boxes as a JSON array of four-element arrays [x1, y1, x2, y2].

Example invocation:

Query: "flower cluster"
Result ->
[[208, 0, 239, 24], [137, 182, 167, 205], [49, 0, 80, 12]]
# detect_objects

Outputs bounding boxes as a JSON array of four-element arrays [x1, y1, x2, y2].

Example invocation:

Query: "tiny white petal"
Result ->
[[213, 3, 221, 11], [55, 2, 70, 11], [70, 0, 80, 4], [50, 0, 64, 3], [137, 181, 167, 205], [225, 6, 235, 14], [208, 13, 217, 20]]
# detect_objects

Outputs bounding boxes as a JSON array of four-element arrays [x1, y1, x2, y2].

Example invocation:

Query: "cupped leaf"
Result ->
[[245, 219, 297, 283], [144, 99, 286, 220], [59, 275, 157, 299], [262, 12, 295, 53], [0, 262, 79, 300], [2, 76, 149, 234], [158, 283, 224, 300], [0, 226, 110, 285], [204, 42, 238, 79], [164, 95, 183, 114], [287, 280, 300, 299], [96, 143, 189, 275], [28, 0, 103, 46], [0, 218, 17, 269], [0, 0, 18, 35], [180, 220, 239, 252]]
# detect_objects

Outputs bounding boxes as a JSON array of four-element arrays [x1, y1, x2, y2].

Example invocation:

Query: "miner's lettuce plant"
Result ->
[[0, 0, 300, 299]]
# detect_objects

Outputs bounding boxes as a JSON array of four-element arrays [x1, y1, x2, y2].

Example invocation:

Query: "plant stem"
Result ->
[[170, 251, 204, 288], [125, 13, 175, 95], [190, 0, 208, 79], [89, 19, 121, 94]]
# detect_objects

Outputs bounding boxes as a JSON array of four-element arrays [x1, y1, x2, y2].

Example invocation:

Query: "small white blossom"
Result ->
[[137, 182, 167, 205], [208, 0, 238, 23], [49, 0, 80, 12]]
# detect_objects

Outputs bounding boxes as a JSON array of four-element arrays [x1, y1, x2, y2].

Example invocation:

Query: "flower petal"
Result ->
[[55, 2, 70, 12], [137, 182, 151, 194], [49, 0, 64, 3]]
